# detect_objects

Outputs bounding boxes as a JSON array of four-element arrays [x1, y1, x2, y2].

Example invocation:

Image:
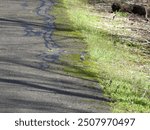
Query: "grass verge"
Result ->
[[52, 0, 150, 112]]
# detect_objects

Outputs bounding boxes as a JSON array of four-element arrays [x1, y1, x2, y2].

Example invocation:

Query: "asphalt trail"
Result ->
[[0, 0, 110, 112]]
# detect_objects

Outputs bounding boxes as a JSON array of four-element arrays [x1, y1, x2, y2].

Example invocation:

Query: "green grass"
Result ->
[[116, 11, 129, 17], [53, 0, 150, 112]]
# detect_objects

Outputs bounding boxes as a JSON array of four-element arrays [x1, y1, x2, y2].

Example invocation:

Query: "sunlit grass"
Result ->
[[56, 0, 150, 112]]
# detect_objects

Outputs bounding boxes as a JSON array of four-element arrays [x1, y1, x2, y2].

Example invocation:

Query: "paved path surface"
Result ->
[[0, 0, 110, 112]]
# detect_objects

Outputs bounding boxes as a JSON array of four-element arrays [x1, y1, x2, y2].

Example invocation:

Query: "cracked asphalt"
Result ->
[[0, 0, 110, 112]]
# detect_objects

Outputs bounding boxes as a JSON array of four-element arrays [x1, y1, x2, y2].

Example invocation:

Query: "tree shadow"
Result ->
[[0, 78, 111, 102], [0, 98, 90, 113]]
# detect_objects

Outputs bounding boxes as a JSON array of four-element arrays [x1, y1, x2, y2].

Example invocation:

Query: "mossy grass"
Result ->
[[52, 0, 150, 112]]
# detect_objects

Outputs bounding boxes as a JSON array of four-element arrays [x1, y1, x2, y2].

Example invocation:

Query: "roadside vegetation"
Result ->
[[52, 0, 150, 112]]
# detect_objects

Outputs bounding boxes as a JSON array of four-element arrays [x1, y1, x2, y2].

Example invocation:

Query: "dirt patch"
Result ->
[[88, 0, 150, 55]]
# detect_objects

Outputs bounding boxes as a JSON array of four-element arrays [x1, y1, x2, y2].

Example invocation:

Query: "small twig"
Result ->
[[112, 14, 116, 20], [144, 39, 150, 44], [142, 89, 148, 98]]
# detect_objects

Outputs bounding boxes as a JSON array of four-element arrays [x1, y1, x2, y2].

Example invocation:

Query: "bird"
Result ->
[[80, 51, 87, 61]]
